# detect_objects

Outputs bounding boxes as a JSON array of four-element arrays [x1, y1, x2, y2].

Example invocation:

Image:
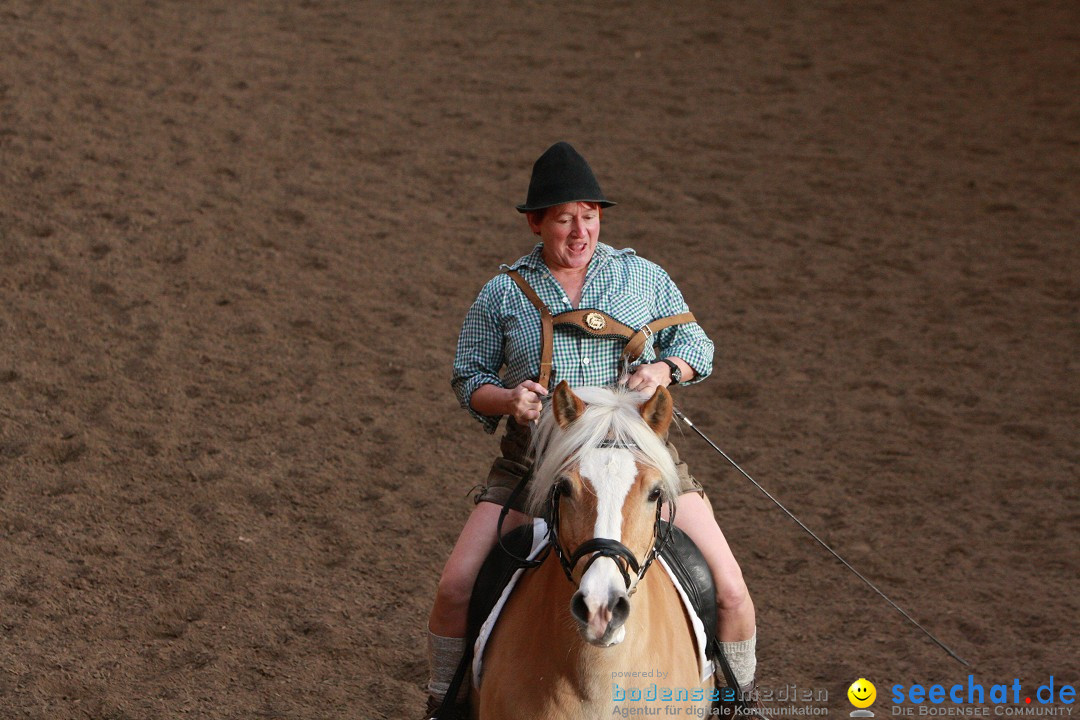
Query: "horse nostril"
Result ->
[[610, 593, 630, 627], [570, 591, 589, 624]]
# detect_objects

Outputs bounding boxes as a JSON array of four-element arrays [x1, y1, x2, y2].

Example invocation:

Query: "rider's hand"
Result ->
[[508, 380, 548, 424], [623, 362, 670, 398]]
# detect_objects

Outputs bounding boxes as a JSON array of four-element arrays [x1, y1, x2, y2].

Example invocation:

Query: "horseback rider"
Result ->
[[424, 142, 760, 717]]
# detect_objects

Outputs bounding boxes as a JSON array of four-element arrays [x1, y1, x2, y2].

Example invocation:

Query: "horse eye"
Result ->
[[647, 487, 662, 502]]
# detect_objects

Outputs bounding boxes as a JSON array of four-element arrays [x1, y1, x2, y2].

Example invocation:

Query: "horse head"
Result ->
[[529, 381, 680, 648]]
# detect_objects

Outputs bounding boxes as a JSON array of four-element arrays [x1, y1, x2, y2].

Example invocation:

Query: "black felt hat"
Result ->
[[516, 142, 616, 213]]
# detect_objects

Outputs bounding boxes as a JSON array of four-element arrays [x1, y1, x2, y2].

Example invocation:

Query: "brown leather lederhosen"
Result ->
[[474, 270, 705, 512]]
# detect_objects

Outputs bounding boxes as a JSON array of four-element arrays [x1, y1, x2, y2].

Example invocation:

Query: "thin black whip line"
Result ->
[[674, 408, 970, 667]]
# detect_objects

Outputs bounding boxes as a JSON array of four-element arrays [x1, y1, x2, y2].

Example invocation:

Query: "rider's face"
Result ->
[[531, 202, 601, 272]]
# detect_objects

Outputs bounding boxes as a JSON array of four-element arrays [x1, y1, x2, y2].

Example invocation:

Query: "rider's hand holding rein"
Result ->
[[470, 379, 548, 425], [623, 358, 694, 398]]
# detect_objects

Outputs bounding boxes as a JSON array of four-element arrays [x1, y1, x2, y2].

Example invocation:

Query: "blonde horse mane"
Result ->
[[526, 386, 681, 516]]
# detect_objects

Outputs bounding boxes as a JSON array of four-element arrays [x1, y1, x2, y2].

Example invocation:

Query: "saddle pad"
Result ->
[[471, 518, 714, 687]]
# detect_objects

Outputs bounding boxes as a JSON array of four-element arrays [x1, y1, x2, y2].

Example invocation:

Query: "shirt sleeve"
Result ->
[[451, 279, 507, 433], [651, 268, 714, 385]]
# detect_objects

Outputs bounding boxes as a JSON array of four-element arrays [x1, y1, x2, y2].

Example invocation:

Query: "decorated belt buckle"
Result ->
[[584, 312, 606, 331]]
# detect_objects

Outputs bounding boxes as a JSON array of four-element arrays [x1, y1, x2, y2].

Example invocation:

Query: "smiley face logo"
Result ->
[[848, 678, 877, 708]]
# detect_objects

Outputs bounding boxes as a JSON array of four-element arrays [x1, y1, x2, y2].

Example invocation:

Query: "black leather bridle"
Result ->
[[544, 441, 677, 596]]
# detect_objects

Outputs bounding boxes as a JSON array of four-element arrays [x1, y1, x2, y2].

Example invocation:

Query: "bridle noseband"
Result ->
[[545, 441, 676, 597]]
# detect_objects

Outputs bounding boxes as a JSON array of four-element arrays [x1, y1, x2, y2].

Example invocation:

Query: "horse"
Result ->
[[471, 381, 714, 719]]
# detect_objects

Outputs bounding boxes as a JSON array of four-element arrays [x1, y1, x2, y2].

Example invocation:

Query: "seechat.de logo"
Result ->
[[849, 678, 878, 718]]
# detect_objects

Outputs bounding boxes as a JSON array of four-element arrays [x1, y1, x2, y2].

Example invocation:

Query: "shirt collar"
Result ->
[[503, 242, 634, 273]]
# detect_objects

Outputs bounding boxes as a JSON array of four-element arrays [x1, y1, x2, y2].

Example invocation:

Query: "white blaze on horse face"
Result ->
[[576, 448, 636, 643], [579, 448, 636, 549]]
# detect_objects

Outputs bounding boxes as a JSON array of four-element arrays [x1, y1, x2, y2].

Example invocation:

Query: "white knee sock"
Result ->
[[719, 630, 757, 690], [427, 632, 466, 701]]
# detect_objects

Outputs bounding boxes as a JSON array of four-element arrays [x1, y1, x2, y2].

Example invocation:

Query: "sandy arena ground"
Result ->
[[1, 2, 1077, 718]]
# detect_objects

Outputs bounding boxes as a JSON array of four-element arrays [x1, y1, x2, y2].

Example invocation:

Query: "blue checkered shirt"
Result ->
[[452, 242, 715, 433]]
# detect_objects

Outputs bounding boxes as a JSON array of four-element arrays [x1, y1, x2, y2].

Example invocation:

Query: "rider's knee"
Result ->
[[435, 562, 476, 612], [716, 575, 751, 613]]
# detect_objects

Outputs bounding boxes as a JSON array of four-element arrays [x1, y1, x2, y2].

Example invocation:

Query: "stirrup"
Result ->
[[739, 682, 767, 720]]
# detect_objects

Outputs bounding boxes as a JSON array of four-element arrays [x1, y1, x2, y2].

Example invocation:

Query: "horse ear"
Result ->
[[552, 380, 585, 428], [640, 386, 673, 436]]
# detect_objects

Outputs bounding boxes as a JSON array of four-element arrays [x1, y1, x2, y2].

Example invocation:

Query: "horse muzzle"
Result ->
[[570, 559, 632, 646]]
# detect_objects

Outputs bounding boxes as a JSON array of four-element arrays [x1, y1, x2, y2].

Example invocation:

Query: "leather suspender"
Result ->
[[505, 270, 696, 389], [506, 270, 556, 389]]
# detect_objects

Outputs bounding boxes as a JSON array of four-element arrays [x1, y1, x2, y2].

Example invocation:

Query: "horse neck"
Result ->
[[522, 554, 665, 699]]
